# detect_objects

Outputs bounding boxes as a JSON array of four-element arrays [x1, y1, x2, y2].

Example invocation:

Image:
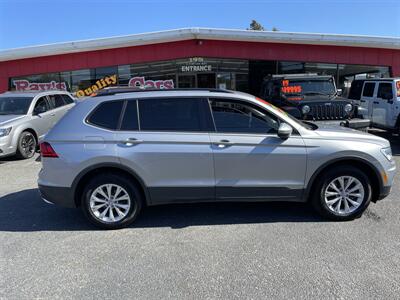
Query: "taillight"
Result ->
[[40, 142, 58, 158]]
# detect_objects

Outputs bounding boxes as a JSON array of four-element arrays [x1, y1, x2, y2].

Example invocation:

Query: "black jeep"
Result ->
[[259, 74, 370, 129]]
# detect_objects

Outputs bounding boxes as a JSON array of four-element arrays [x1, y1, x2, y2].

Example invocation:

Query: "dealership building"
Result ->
[[0, 27, 399, 97]]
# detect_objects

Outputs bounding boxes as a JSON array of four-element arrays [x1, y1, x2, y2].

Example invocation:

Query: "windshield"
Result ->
[[281, 78, 336, 96], [0, 97, 33, 115]]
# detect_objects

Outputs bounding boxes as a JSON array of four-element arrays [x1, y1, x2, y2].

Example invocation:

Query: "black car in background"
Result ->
[[259, 74, 370, 129]]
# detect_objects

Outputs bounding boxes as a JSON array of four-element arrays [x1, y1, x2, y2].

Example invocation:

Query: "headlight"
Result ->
[[344, 104, 353, 114], [0, 127, 12, 137], [302, 105, 310, 114], [381, 147, 393, 161]]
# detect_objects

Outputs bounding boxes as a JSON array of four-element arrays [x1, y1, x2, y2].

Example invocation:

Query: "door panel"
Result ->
[[373, 82, 393, 127], [116, 132, 215, 204], [208, 98, 307, 201], [30, 96, 54, 139], [360, 82, 375, 119], [116, 97, 215, 204], [210, 134, 307, 200]]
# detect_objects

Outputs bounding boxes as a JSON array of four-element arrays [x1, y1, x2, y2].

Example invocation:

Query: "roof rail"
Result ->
[[92, 87, 235, 97], [271, 73, 319, 78]]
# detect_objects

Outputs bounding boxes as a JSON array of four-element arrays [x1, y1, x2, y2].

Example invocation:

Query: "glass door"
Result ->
[[197, 73, 216, 88], [178, 74, 196, 88]]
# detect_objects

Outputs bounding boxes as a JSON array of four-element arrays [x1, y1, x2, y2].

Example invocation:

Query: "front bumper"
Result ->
[[0, 136, 16, 158], [378, 186, 392, 201], [313, 118, 371, 130], [38, 184, 76, 208]]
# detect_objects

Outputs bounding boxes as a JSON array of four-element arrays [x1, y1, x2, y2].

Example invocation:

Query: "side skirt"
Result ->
[[148, 187, 305, 205]]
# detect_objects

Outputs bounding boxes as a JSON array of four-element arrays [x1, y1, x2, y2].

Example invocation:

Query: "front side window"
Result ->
[[0, 97, 33, 115], [138, 98, 212, 132], [210, 99, 279, 134], [362, 82, 375, 97], [88, 101, 124, 130], [377, 83, 393, 99], [34, 97, 49, 114]]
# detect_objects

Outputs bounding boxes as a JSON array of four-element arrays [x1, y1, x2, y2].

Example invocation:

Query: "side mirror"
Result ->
[[336, 89, 343, 96], [278, 123, 293, 140]]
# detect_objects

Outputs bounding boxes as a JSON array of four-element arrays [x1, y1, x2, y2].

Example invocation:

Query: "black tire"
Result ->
[[81, 173, 143, 229], [311, 166, 372, 221], [16, 131, 37, 159]]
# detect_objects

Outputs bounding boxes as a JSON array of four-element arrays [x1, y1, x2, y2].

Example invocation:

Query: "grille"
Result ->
[[309, 103, 346, 120]]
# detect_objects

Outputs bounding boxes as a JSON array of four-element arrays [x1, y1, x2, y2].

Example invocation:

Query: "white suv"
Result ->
[[349, 78, 400, 132]]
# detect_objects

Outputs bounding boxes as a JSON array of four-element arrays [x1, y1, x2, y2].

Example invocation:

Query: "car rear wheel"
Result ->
[[16, 131, 37, 159], [312, 166, 372, 221], [81, 173, 143, 229]]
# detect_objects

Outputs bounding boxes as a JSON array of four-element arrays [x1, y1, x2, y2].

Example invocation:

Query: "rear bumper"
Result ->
[[38, 184, 76, 208]]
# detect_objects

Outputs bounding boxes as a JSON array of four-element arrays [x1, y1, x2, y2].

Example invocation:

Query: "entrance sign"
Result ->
[[13, 80, 67, 91], [128, 76, 174, 89], [181, 57, 212, 73]]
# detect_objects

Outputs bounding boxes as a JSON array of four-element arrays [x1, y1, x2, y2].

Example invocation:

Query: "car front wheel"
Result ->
[[312, 166, 372, 220], [16, 131, 37, 159], [81, 173, 143, 229]]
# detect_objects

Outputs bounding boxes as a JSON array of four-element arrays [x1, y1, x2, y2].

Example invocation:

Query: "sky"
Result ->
[[0, 0, 399, 51]]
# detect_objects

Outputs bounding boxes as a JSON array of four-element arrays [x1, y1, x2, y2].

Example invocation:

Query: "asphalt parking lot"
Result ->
[[1, 131, 400, 299]]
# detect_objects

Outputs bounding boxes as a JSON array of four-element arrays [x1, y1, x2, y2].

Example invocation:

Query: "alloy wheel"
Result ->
[[89, 184, 132, 223], [21, 134, 36, 157], [324, 176, 365, 215]]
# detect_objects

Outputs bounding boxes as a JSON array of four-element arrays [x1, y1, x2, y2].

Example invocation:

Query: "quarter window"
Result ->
[[62, 94, 74, 104], [138, 98, 212, 132], [120, 101, 139, 131], [362, 83, 375, 97], [88, 101, 124, 130], [210, 99, 279, 134]]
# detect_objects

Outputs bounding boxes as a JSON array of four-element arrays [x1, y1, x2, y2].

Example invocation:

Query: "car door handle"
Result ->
[[213, 139, 234, 148], [120, 138, 143, 146], [373, 101, 379, 104], [360, 100, 366, 102]]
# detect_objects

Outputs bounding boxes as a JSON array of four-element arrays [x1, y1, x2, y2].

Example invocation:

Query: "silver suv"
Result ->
[[0, 91, 75, 159], [38, 88, 396, 229]]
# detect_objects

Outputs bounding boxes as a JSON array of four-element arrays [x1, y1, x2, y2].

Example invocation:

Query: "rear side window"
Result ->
[[362, 83, 375, 97], [120, 101, 139, 131], [377, 83, 393, 99], [88, 101, 124, 130], [138, 98, 213, 132], [48, 94, 65, 108]]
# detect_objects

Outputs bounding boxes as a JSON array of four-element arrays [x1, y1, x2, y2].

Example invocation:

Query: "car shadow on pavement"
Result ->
[[0, 189, 323, 232]]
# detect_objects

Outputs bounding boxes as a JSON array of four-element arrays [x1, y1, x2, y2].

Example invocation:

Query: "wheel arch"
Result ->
[[22, 128, 39, 144], [72, 163, 151, 207], [305, 157, 383, 203]]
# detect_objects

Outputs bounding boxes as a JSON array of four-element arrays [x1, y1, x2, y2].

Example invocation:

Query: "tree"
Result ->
[[272, 27, 279, 32], [248, 20, 265, 31]]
